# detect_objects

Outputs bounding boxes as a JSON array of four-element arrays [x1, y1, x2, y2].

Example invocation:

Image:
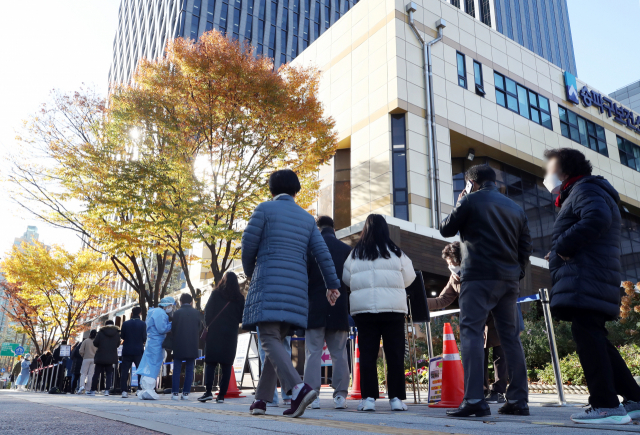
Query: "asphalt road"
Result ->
[[0, 393, 162, 435]]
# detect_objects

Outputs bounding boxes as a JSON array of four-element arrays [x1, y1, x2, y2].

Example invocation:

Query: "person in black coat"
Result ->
[[544, 148, 640, 424], [197, 272, 245, 403], [303, 216, 352, 408], [171, 293, 202, 400], [89, 320, 121, 395], [70, 342, 83, 393], [119, 306, 147, 397]]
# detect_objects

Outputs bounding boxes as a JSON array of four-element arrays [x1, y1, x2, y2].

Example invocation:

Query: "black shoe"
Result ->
[[485, 391, 506, 404], [198, 392, 213, 402], [216, 398, 224, 403], [446, 400, 491, 417], [498, 399, 530, 416]]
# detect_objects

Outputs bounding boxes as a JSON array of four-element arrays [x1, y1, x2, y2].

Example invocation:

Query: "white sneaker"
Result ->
[[77, 387, 85, 394], [86, 391, 96, 396], [333, 396, 348, 409], [104, 391, 110, 396], [357, 397, 376, 412], [309, 397, 320, 409], [389, 397, 408, 411], [171, 394, 181, 401], [121, 392, 128, 398], [181, 394, 189, 400]]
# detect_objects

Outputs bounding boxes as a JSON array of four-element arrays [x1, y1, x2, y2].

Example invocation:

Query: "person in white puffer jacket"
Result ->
[[342, 214, 416, 413]]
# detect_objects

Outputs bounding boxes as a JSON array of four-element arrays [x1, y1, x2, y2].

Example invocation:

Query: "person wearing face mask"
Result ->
[[440, 164, 532, 418], [428, 242, 509, 404], [136, 297, 175, 400], [543, 148, 640, 425]]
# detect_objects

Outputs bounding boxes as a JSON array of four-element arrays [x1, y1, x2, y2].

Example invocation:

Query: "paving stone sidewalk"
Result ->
[[3, 388, 640, 434]]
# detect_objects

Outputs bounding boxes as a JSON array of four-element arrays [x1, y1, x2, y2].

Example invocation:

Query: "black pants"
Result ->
[[354, 313, 406, 400], [483, 346, 508, 394], [120, 355, 142, 393], [91, 364, 114, 392], [571, 310, 640, 408], [205, 362, 232, 399]]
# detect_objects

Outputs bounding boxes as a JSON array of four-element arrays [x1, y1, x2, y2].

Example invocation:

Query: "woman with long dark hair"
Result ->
[[343, 214, 416, 412], [198, 271, 245, 403]]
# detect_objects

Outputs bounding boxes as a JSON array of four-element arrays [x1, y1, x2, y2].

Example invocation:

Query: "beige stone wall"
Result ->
[[293, 0, 640, 229]]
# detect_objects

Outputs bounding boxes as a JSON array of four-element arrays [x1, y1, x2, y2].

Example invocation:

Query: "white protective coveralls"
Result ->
[[136, 305, 172, 400]]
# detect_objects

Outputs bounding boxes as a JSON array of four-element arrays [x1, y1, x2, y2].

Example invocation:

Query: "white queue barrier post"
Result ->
[[539, 288, 567, 407]]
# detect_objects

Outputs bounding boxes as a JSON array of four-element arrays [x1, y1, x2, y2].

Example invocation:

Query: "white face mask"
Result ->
[[543, 173, 563, 194], [448, 265, 461, 276], [164, 306, 173, 314]]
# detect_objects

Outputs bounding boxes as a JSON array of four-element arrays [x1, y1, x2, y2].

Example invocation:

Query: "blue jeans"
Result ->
[[172, 358, 195, 395], [257, 329, 292, 403]]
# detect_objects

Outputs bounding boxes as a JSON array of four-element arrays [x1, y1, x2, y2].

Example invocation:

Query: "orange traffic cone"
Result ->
[[225, 367, 246, 398], [429, 323, 464, 408], [347, 335, 361, 399], [347, 335, 386, 400]]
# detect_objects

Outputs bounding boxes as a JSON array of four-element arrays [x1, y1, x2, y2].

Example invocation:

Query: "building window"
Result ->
[[450, 0, 460, 8], [456, 52, 466, 89], [479, 0, 491, 26], [464, 0, 475, 18], [618, 136, 640, 171], [391, 114, 409, 221], [191, 14, 200, 39], [220, 1, 229, 34], [558, 106, 608, 156], [245, 0, 254, 41], [453, 157, 556, 258], [473, 60, 485, 97], [494, 72, 552, 129], [232, 0, 242, 39]]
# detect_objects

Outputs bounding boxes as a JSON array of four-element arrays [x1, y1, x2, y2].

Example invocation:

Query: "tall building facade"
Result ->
[[443, 0, 577, 76], [610, 80, 640, 114], [109, 0, 360, 84]]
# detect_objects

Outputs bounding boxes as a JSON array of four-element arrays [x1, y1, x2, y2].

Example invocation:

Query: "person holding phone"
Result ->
[[440, 164, 532, 418]]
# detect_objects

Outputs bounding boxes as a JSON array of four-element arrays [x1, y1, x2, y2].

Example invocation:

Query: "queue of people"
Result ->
[[15, 149, 639, 426]]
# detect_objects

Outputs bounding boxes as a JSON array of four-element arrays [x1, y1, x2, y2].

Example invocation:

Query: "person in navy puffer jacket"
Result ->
[[242, 169, 341, 419], [544, 148, 640, 425]]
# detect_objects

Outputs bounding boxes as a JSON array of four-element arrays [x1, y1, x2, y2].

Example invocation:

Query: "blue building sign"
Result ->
[[564, 71, 579, 105]]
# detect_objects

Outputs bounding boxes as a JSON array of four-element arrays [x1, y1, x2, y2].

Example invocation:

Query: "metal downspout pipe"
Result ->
[[406, 3, 446, 229]]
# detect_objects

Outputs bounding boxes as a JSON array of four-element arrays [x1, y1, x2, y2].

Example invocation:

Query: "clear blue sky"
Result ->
[[0, 0, 637, 255], [567, 0, 640, 93]]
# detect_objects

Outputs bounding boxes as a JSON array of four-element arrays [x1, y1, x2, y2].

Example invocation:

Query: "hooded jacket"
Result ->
[[343, 250, 416, 315], [93, 325, 121, 365], [549, 175, 622, 320], [79, 337, 97, 360]]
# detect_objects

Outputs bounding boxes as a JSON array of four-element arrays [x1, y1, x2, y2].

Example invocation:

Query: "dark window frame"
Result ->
[[494, 71, 552, 130], [456, 51, 467, 89], [391, 114, 409, 221], [473, 60, 485, 97], [617, 136, 640, 171], [558, 105, 608, 157]]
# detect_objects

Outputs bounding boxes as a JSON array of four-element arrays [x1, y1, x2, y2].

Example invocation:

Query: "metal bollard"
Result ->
[[43, 366, 50, 393], [423, 322, 434, 361], [539, 288, 570, 407]]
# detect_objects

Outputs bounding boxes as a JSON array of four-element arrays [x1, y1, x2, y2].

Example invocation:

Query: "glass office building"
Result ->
[[444, 0, 577, 76], [109, 0, 358, 84]]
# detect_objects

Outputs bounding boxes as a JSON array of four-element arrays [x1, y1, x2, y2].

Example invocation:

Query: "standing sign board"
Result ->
[[320, 342, 332, 367], [427, 356, 443, 404], [233, 332, 261, 386], [247, 332, 260, 382], [14, 346, 25, 356], [59, 345, 71, 357]]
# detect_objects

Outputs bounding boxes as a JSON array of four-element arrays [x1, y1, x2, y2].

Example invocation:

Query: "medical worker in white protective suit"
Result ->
[[136, 297, 175, 400]]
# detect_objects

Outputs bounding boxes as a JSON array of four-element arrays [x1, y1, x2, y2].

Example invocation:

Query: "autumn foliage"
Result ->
[[0, 242, 119, 342]]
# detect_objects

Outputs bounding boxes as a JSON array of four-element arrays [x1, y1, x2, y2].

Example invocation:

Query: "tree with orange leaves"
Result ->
[[107, 30, 338, 287], [0, 281, 58, 355]]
